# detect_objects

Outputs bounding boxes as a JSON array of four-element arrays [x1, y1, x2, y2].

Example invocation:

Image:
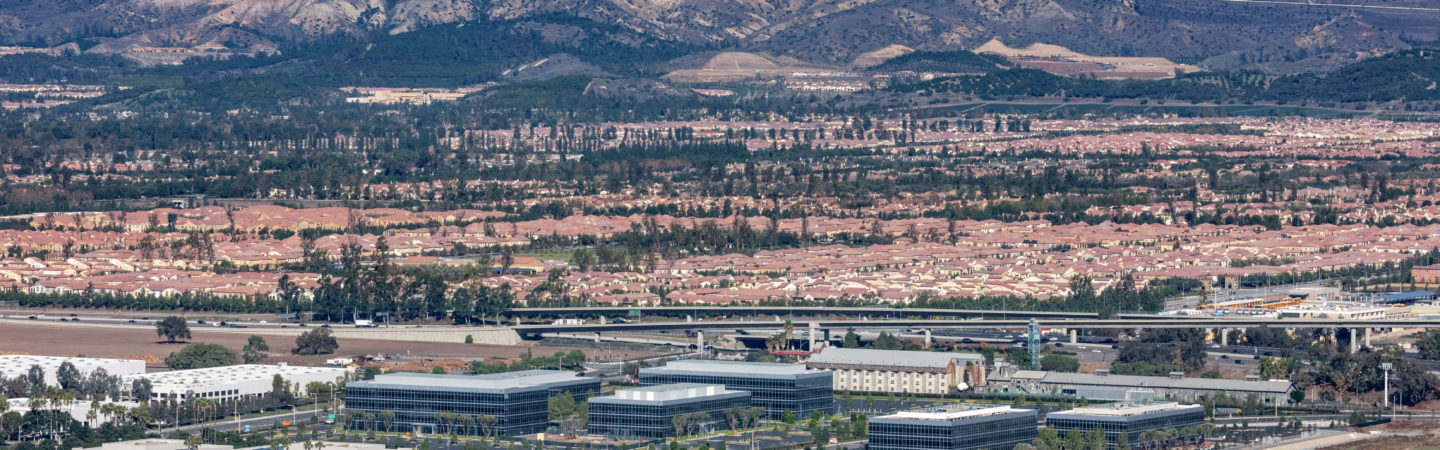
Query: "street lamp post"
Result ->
[[1382, 362, 1393, 410]]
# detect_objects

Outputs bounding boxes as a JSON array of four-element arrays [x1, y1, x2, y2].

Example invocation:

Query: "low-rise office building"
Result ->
[[0, 355, 146, 387], [984, 369, 1293, 405], [344, 370, 599, 436], [806, 347, 985, 395], [1046, 401, 1205, 449], [868, 406, 1037, 450], [124, 363, 349, 402], [588, 384, 750, 439], [638, 360, 830, 418]]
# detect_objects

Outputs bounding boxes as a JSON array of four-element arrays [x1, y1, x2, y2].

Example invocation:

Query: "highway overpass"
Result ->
[[512, 317, 1440, 337], [509, 306, 1168, 320]]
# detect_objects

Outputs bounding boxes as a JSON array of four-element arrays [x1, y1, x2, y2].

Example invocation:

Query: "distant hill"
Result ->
[[892, 48, 1440, 104], [0, 0, 1436, 74]]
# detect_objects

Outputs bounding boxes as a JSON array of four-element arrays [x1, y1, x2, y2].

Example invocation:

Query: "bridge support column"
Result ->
[[686, 315, 693, 323], [1364, 327, 1372, 349], [1350, 328, 1359, 354], [1220, 328, 1229, 347], [599, 316, 607, 325], [514, 317, 520, 326], [923, 329, 932, 348], [594, 332, 602, 343], [697, 331, 704, 351], [809, 323, 819, 352], [1069, 329, 1077, 344]]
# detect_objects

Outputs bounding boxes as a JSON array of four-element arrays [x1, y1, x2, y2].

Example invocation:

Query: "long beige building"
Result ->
[[806, 347, 985, 395]]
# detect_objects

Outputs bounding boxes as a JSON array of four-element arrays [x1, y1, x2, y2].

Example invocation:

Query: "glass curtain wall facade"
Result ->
[[868, 409, 1037, 450], [639, 361, 831, 419], [589, 388, 751, 439], [345, 371, 600, 436], [1045, 405, 1204, 449]]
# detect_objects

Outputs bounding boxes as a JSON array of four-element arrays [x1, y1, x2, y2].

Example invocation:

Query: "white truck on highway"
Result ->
[[354, 319, 376, 328], [553, 318, 586, 325]]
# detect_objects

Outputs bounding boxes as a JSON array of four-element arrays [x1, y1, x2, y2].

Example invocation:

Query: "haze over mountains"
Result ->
[[0, 0, 1436, 74]]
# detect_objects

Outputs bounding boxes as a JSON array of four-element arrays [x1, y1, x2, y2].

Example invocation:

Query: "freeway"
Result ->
[[513, 317, 1440, 336], [510, 306, 1167, 320]]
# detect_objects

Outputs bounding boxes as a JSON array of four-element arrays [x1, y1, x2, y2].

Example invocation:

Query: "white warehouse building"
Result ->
[[124, 364, 351, 402], [0, 355, 147, 386]]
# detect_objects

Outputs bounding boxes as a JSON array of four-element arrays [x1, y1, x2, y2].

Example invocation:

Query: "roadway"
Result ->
[[166, 407, 334, 436], [509, 306, 1161, 320], [512, 317, 1440, 336]]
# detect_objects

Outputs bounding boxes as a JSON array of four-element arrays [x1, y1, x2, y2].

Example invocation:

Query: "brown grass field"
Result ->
[[0, 321, 647, 368]]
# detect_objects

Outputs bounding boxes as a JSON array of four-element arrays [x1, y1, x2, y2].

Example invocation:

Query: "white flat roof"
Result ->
[[611, 383, 739, 401], [125, 364, 348, 386], [366, 370, 589, 390], [653, 360, 822, 375], [1059, 401, 1202, 417], [888, 406, 1023, 421], [0, 355, 146, 371]]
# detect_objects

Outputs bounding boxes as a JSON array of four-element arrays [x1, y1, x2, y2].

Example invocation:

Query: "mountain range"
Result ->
[[0, 0, 1436, 74]]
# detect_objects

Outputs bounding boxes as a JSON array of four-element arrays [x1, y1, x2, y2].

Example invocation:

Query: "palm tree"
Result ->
[[184, 435, 202, 450]]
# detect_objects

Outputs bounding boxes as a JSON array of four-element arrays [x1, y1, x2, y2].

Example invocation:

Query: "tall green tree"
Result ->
[[243, 335, 270, 364], [293, 328, 339, 355], [165, 343, 238, 369], [156, 316, 192, 343]]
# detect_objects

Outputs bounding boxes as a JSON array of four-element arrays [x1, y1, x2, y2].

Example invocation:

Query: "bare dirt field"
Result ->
[[1318, 421, 1440, 449], [975, 38, 1201, 80], [0, 322, 651, 368], [663, 51, 834, 83]]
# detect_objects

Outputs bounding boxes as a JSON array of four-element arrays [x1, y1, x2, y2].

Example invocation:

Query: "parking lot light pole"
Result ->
[[1382, 362, 1393, 410]]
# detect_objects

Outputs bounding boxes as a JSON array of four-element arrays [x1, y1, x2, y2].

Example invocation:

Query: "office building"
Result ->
[[124, 363, 350, 401], [868, 406, 1037, 450], [639, 360, 831, 419], [0, 355, 146, 387], [807, 347, 985, 394], [1046, 400, 1204, 449], [344, 370, 600, 436], [588, 384, 750, 439]]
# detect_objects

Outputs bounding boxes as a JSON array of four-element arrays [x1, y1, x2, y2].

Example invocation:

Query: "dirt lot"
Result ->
[[1319, 421, 1440, 449], [0, 321, 649, 368]]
